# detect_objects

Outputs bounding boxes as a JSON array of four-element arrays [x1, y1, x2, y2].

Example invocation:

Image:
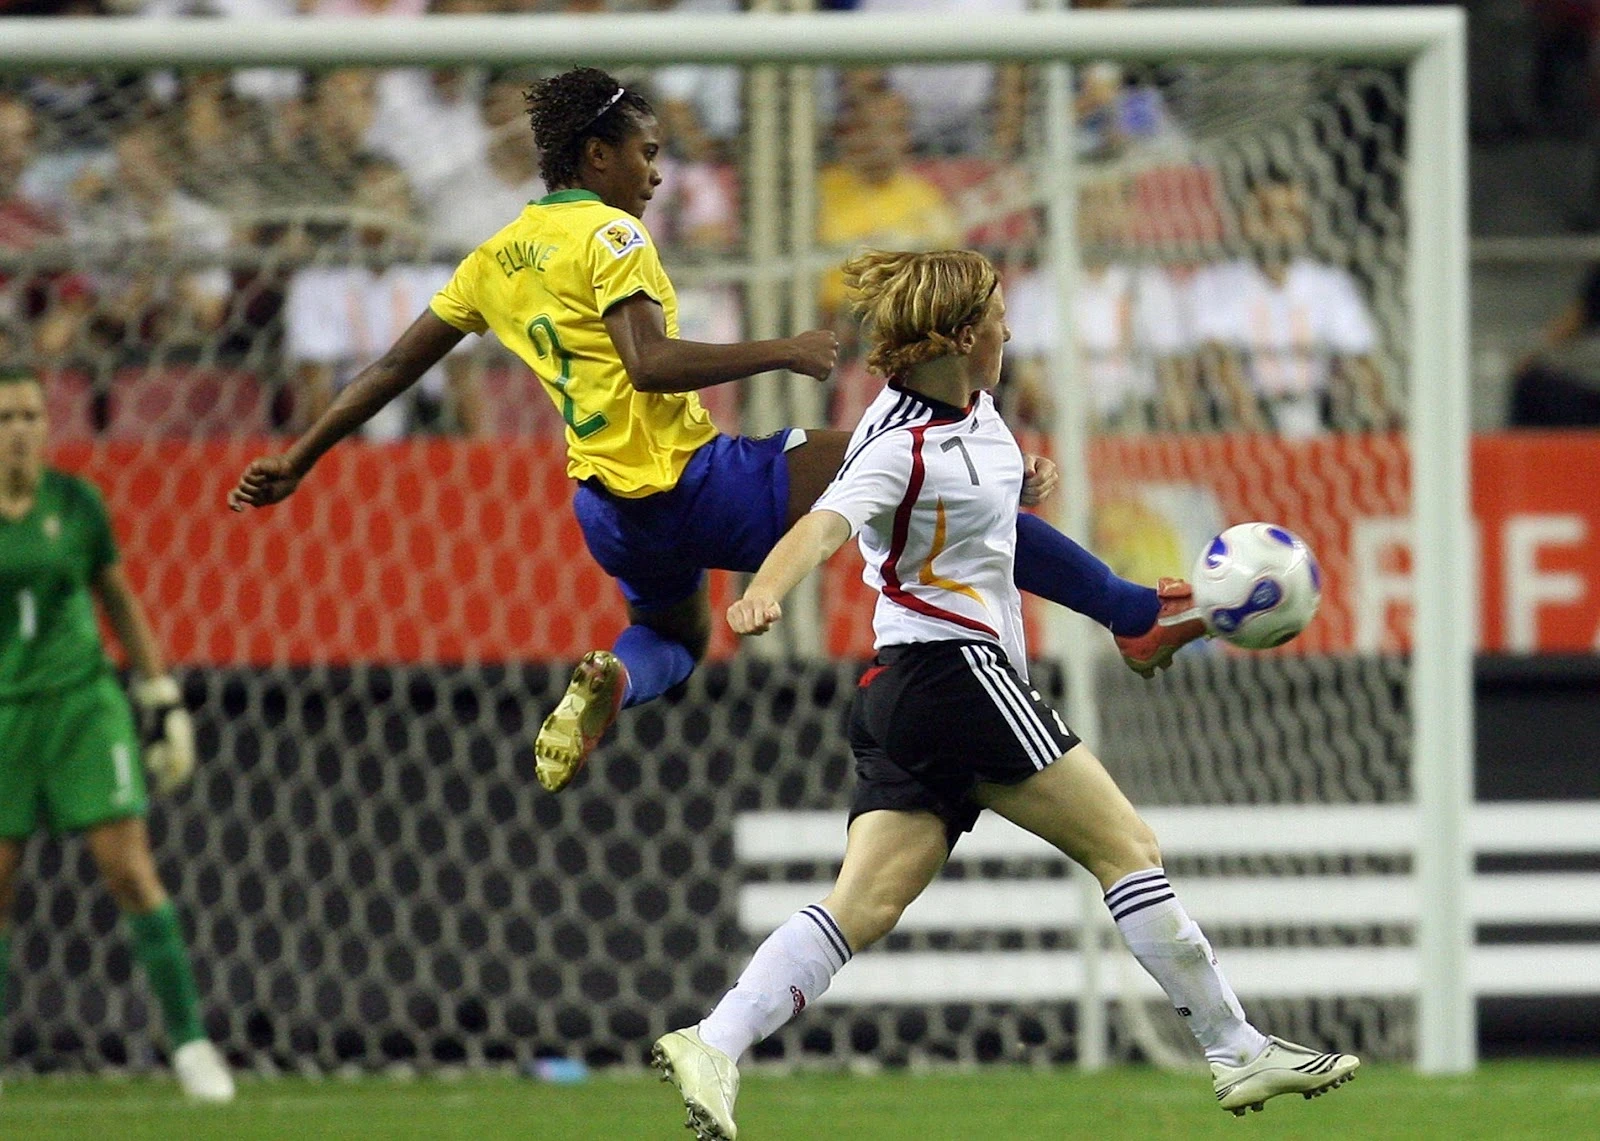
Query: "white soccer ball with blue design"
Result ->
[[1191, 522, 1322, 650]]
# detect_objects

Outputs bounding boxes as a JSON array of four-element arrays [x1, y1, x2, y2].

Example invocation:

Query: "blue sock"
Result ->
[[613, 623, 697, 708], [1013, 512, 1160, 635]]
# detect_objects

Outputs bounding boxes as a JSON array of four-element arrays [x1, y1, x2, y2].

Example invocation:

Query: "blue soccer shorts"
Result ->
[[573, 430, 804, 611]]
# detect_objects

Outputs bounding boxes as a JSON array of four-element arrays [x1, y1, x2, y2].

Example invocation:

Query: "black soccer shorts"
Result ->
[[846, 639, 1081, 850]]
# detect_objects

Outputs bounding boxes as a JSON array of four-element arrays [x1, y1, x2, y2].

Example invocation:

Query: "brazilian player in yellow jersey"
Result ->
[[0, 370, 233, 1101], [428, 184, 718, 498], [229, 67, 1205, 796]]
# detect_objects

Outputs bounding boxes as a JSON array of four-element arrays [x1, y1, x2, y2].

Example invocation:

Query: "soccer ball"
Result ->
[[1191, 522, 1322, 650]]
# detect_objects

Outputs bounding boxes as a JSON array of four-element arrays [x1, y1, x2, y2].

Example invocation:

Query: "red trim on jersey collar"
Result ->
[[879, 421, 999, 640]]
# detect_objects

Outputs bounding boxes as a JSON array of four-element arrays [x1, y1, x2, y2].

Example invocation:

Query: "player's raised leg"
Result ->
[[656, 809, 948, 1140], [534, 584, 709, 793], [84, 818, 234, 1103], [540, 430, 798, 794], [780, 427, 849, 529], [975, 746, 1357, 1113]]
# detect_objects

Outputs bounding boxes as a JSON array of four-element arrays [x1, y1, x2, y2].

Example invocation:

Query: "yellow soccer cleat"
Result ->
[[1212, 1036, 1359, 1115], [534, 650, 628, 792], [652, 1026, 740, 1141]]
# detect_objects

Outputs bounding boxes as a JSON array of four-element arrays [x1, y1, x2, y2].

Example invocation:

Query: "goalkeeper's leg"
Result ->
[[85, 818, 234, 1103], [0, 838, 21, 1055]]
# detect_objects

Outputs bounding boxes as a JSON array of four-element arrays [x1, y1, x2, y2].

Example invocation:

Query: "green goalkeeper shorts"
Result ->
[[0, 673, 147, 839]]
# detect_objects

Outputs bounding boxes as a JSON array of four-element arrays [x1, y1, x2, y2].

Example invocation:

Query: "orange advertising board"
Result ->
[[52, 432, 1600, 666]]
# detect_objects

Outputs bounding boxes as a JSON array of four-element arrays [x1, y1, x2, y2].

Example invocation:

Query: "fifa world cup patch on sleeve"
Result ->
[[595, 217, 647, 258]]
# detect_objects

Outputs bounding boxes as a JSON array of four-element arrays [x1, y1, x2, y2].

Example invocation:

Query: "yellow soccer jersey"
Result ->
[[430, 189, 718, 497]]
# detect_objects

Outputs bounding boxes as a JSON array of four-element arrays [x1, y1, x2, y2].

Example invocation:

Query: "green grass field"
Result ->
[[5, 1061, 1600, 1141]]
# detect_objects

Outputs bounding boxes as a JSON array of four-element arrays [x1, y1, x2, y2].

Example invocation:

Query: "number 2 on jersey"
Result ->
[[526, 315, 609, 440], [17, 588, 36, 641]]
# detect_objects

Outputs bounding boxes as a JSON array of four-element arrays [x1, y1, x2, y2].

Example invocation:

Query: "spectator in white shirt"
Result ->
[[645, 0, 743, 160], [424, 75, 546, 257], [283, 156, 476, 438], [1002, 186, 1200, 432], [367, 68, 489, 212], [1193, 169, 1394, 436]]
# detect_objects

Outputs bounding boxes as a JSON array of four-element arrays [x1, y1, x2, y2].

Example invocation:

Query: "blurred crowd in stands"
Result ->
[[0, 0, 1411, 439]]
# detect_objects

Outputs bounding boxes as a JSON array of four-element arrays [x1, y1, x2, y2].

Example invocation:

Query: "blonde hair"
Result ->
[[842, 249, 999, 379]]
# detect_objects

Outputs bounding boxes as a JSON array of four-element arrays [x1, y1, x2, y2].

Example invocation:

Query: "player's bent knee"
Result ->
[[823, 894, 905, 952], [632, 604, 712, 664], [0, 864, 19, 917], [682, 623, 711, 663], [1079, 818, 1163, 887], [1111, 819, 1163, 880], [97, 852, 166, 912]]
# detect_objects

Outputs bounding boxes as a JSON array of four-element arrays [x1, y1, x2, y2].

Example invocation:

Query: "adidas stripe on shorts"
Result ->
[[847, 639, 1080, 850]]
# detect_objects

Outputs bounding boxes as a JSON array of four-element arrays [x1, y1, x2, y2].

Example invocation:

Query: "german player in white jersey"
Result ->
[[651, 250, 1358, 1140]]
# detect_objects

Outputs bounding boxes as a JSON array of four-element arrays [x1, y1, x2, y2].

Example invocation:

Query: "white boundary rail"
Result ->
[[0, 7, 1473, 1070], [735, 803, 1600, 1001]]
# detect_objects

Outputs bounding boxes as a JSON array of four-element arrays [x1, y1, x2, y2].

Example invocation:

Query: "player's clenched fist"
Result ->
[[728, 595, 783, 636], [228, 454, 303, 511], [1020, 454, 1058, 507], [787, 329, 839, 381]]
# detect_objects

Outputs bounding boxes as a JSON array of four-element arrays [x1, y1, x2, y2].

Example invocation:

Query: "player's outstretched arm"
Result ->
[[728, 509, 852, 636], [604, 293, 837, 393], [228, 311, 464, 511]]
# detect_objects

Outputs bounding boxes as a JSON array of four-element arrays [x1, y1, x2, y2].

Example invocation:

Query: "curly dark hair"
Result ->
[[526, 67, 655, 189]]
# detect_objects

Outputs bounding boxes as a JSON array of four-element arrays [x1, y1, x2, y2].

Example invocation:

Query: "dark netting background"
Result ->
[[6, 653, 1413, 1073]]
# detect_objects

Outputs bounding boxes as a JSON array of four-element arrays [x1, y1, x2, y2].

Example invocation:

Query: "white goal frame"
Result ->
[[0, 7, 1473, 1073]]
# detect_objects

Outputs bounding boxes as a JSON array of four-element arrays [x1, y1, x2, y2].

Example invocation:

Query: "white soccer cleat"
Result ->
[[173, 1038, 236, 1104], [1211, 1035, 1358, 1115], [652, 1026, 740, 1140]]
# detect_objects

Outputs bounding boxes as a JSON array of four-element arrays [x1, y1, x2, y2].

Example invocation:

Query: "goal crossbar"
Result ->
[[0, 10, 1461, 69]]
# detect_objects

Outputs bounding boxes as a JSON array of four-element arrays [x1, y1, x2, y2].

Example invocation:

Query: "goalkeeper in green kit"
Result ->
[[0, 369, 232, 1100]]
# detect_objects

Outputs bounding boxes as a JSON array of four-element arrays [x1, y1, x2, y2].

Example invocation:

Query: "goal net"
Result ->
[[0, 12, 1468, 1075]]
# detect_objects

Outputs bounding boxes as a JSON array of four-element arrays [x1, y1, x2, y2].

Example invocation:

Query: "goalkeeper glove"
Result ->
[[131, 675, 196, 795], [1114, 578, 1209, 679]]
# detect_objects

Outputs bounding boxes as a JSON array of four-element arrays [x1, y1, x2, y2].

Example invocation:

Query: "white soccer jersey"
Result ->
[[1191, 257, 1376, 398], [812, 383, 1031, 679]]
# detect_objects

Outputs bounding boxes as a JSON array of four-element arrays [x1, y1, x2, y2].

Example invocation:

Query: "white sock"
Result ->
[[1104, 868, 1269, 1066], [697, 904, 851, 1062]]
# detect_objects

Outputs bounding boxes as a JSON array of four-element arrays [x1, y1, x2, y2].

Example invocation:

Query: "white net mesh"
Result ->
[[1038, 58, 1416, 1067], [2, 41, 1421, 1072]]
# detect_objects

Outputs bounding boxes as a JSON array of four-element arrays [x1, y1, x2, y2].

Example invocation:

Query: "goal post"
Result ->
[[0, 8, 1472, 1074]]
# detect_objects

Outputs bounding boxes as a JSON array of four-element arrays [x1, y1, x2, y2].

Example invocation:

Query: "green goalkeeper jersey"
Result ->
[[0, 468, 118, 701]]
